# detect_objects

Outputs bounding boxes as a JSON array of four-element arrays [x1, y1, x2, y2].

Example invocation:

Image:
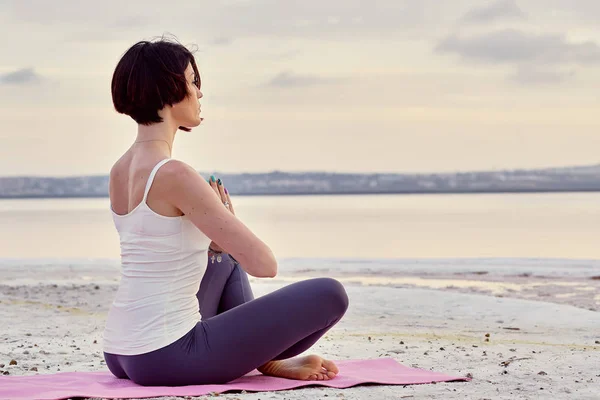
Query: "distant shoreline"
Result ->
[[2, 164, 599, 199], [1, 187, 599, 200]]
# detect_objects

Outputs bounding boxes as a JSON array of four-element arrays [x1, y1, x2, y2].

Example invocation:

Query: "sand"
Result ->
[[1, 265, 599, 400]]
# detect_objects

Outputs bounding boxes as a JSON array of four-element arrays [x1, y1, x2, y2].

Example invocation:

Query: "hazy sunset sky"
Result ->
[[1, 0, 599, 176]]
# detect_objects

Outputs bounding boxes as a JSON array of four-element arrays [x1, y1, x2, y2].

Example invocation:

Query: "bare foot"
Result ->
[[258, 355, 339, 381]]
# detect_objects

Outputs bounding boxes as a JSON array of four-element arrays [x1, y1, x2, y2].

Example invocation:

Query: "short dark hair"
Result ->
[[111, 36, 200, 132]]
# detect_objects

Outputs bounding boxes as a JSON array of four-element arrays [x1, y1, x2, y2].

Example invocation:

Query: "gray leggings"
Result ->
[[103, 254, 349, 386]]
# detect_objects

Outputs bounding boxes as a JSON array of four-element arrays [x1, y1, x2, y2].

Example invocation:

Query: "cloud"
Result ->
[[3, 0, 430, 42], [211, 36, 234, 46], [264, 71, 342, 88], [0, 68, 42, 85], [436, 29, 600, 66], [541, 0, 600, 23], [510, 65, 575, 85], [110, 15, 150, 30], [195, 0, 427, 38], [461, 0, 526, 23]]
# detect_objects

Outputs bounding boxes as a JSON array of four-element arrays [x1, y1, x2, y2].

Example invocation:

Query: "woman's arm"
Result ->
[[161, 160, 277, 278]]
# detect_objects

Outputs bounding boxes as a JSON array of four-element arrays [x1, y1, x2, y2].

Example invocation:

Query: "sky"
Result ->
[[1, 0, 599, 176]]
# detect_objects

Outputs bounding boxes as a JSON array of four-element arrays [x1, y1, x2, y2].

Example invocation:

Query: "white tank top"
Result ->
[[102, 158, 212, 355]]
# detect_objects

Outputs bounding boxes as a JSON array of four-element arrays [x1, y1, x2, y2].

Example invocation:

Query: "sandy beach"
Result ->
[[1, 261, 599, 400]]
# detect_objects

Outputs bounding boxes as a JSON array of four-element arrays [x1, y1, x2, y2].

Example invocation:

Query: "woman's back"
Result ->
[[109, 150, 184, 218], [103, 155, 212, 356]]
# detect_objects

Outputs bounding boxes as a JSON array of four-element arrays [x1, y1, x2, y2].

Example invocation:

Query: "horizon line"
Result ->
[[0, 161, 598, 179]]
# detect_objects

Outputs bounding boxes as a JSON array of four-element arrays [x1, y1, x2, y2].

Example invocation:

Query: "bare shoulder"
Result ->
[[158, 159, 211, 209], [108, 155, 130, 193], [159, 159, 206, 187], [109, 153, 130, 181], [161, 159, 200, 177]]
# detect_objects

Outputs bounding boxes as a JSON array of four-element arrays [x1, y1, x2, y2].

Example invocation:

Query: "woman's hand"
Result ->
[[208, 175, 234, 252]]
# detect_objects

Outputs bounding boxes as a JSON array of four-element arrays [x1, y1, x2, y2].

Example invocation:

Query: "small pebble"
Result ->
[[538, 371, 548, 376], [485, 333, 490, 338], [9, 360, 17, 366], [30, 367, 38, 371]]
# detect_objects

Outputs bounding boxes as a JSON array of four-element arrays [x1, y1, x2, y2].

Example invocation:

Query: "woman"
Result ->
[[102, 37, 349, 387]]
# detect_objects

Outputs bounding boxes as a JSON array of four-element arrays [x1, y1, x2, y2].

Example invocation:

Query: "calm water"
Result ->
[[0, 193, 598, 260]]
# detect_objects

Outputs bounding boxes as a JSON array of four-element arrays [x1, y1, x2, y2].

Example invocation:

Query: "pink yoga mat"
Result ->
[[0, 358, 468, 400]]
